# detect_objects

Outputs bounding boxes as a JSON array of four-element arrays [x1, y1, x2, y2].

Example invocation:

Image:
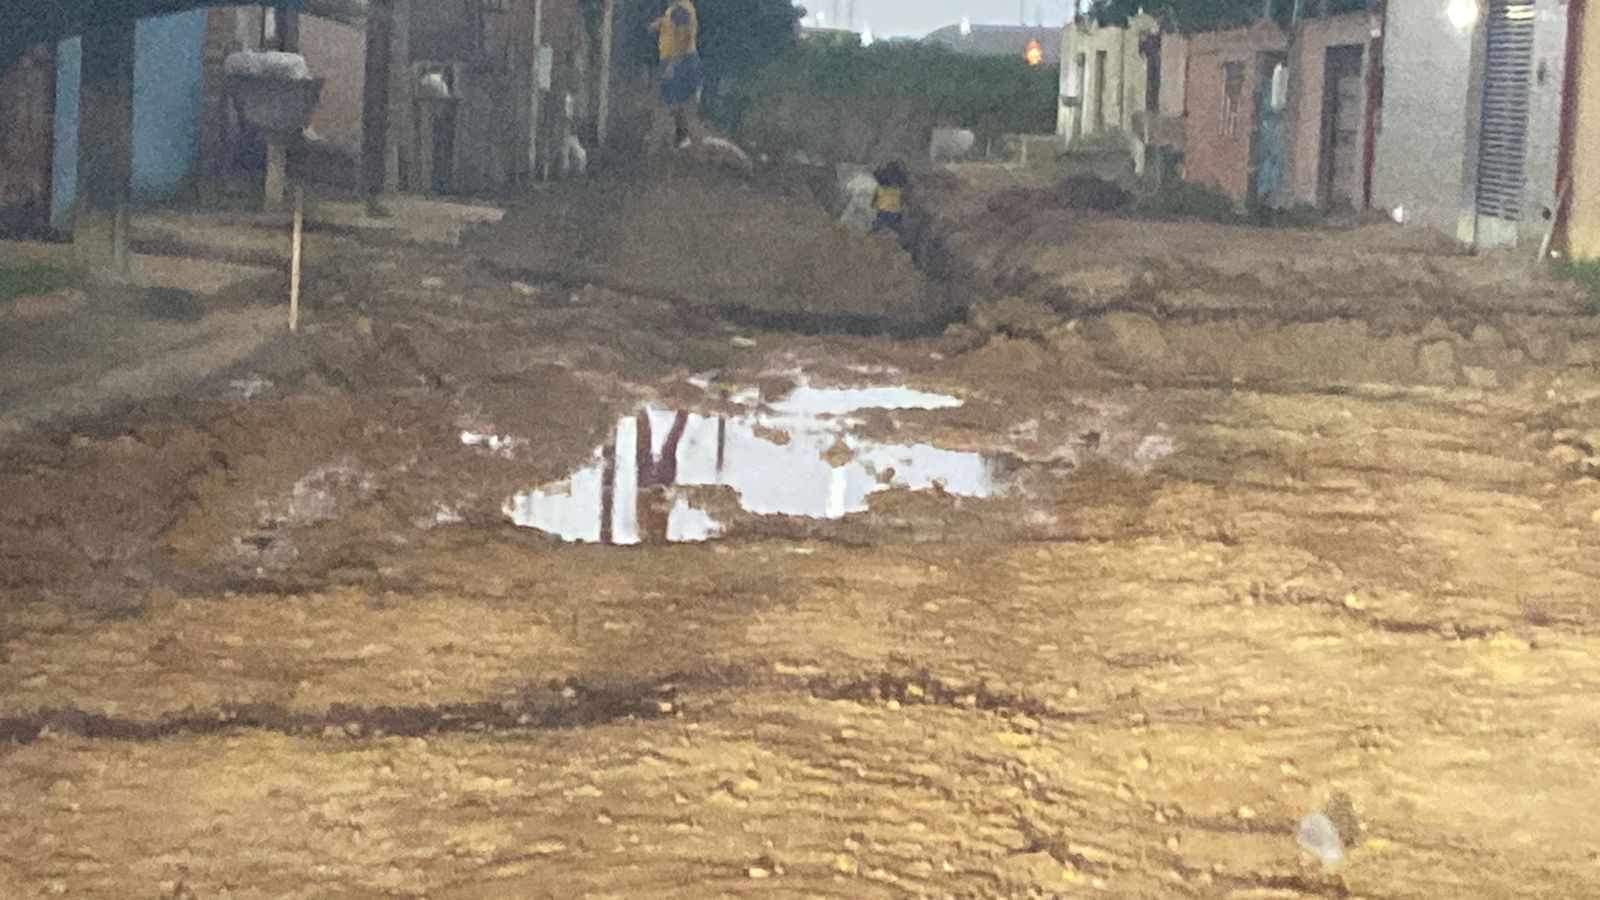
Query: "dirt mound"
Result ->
[[471, 164, 951, 333]]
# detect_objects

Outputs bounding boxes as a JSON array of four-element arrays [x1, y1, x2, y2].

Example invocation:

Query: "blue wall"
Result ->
[[50, 9, 207, 226], [130, 10, 206, 203]]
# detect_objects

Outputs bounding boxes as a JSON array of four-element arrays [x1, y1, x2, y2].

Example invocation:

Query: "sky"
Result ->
[[800, 0, 1075, 38]]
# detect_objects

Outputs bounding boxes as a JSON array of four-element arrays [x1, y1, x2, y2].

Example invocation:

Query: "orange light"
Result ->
[[1025, 40, 1044, 66]]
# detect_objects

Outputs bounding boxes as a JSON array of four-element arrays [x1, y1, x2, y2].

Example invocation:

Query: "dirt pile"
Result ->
[[912, 172, 1598, 390], [470, 163, 951, 332]]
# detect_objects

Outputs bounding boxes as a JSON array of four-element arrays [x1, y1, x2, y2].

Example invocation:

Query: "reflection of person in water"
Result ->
[[636, 410, 690, 544]]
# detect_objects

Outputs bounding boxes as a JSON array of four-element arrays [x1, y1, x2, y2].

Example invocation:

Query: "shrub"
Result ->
[[1133, 181, 1240, 224], [0, 263, 76, 302], [1555, 258, 1600, 315], [735, 42, 1060, 138]]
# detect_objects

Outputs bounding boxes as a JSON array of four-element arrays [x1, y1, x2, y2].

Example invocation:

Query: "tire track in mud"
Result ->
[[0, 676, 683, 745]]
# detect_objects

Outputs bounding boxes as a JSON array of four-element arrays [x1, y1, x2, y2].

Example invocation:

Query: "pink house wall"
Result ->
[[300, 16, 365, 155], [1181, 24, 1286, 202], [1287, 13, 1373, 205]]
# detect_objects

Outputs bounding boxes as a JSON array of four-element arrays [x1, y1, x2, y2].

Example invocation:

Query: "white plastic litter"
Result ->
[[416, 71, 451, 100], [1296, 812, 1344, 867], [839, 168, 879, 234], [224, 50, 313, 81]]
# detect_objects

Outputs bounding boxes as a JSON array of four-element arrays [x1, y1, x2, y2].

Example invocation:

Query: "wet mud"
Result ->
[[5, 166, 1600, 898]]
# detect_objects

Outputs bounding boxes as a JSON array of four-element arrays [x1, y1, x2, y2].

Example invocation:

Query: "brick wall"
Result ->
[[1182, 24, 1286, 202]]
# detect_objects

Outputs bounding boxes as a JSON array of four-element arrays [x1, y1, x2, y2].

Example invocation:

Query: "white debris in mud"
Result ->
[[460, 430, 526, 458], [225, 375, 273, 402], [1134, 434, 1176, 466], [224, 50, 313, 81], [1296, 811, 1344, 867], [259, 461, 373, 527], [767, 383, 963, 417]]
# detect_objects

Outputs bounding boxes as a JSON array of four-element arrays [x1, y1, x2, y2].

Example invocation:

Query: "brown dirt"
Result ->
[[5, 164, 1600, 898]]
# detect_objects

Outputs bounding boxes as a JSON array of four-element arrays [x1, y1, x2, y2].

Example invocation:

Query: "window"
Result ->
[[1222, 62, 1245, 137]]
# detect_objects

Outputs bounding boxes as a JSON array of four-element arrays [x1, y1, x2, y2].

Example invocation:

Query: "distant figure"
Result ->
[[649, 0, 702, 151], [872, 160, 909, 236]]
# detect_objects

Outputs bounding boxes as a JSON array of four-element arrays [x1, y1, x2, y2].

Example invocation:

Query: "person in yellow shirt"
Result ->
[[872, 160, 908, 236], [648, 0, 702, 150]]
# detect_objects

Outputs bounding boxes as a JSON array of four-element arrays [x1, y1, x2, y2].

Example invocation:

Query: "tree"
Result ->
[[620, 0, 804, 79], [1087, 0, 1369, 32]]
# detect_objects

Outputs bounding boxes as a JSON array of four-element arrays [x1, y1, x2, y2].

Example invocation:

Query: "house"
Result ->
[[4, 4, 369, 237], [923, 23, 1062, 64], [2, 0, 613, 246], [1561, 0, 1598, 260], [1172, 8, 1378, 210], [1372, 0, 1570, 248], [1056, 13, 1163, 172]]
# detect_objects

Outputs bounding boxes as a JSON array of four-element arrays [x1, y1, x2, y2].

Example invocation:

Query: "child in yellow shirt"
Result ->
[[872, 160, 908, 236]]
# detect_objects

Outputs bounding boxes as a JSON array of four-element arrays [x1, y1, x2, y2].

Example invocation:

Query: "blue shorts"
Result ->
[[661, 54, 703, 107]]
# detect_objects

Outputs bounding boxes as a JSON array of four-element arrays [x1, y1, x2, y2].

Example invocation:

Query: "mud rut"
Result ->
[[7, 190, 1600, 898]]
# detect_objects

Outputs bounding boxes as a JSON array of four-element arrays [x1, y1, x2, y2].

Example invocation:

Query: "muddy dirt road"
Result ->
[[4, 166, 1600, 898]]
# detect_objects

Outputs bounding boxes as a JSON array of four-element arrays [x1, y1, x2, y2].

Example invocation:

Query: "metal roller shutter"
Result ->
[[1476, 0, 1538, 221]]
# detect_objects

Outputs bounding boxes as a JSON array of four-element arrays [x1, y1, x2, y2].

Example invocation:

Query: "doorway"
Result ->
[[1248, 52, 1288, 208], [1319, 44, 1365, 209]]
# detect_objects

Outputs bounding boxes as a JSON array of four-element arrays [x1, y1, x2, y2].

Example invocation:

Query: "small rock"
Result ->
[[420, 276, 445, 289], [1471, 324, 1506, 350], [1417, 340, 1459, 386], [1463, 366, 1501, 390], [1325, 790, 1361, 842], [1236, 805, 1257, 821], [511, 281, 538, 296], [747, 866, 772, 880], [1084, 312, 1177, 375], [731, 336, 758, 348], [1550, 445, 1586, 466]]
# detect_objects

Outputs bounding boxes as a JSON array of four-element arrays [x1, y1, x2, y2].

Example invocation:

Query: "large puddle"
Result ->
[[503, 383, 998, 544]]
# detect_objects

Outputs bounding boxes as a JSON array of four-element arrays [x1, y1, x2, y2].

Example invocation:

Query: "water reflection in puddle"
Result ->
[[506, 384, 996, 544]]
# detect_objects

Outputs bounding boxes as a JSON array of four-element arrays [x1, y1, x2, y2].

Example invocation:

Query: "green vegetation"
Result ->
[[1088, 0, 1369, 32], [735, 42, 1060, 138], [0, 263, 77, 303], [1555, 258, 1600, 315], [617, 0, 803, 78], [1065, 128, 1133, 155], [1132, 181, 1241, 223]]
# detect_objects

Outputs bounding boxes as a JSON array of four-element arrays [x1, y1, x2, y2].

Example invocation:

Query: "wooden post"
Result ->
[[529, 0, 546, 181], [264, 141, 289, 210], [386, 0, 412, 192], [597, 0, 616, 149], [289, 185, 304, 331], [76, 18, 137, 281], [361, 0, 394, 208]]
